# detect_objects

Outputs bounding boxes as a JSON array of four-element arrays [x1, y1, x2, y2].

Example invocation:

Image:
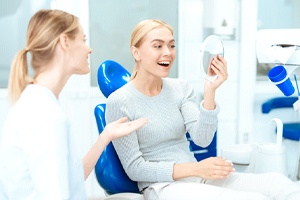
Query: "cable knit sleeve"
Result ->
[[179, 79, 219, 147]]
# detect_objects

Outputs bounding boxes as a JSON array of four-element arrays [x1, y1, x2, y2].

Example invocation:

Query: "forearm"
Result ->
[[202, 88, 216, 110], [82, 133, 110, 180], [173, 157, 234, 180], [172, 162, 197, 180]]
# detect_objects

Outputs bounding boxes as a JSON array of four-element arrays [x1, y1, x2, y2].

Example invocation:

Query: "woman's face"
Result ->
[[135, 26, 176, 78], [68, 24, 92, 75]]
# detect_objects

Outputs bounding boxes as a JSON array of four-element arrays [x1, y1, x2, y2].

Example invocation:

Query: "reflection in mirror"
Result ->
[[200, 35, 224, 82]]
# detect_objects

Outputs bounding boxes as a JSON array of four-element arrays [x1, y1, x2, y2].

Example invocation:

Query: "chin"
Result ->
[[76, 68, 90, 75], [161, 72, 170, 78]]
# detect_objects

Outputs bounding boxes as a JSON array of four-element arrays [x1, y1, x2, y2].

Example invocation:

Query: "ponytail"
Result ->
[[8, 48, 33, 104]]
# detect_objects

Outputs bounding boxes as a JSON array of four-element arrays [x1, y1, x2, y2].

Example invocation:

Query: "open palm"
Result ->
[[104, 117, 148, 141]]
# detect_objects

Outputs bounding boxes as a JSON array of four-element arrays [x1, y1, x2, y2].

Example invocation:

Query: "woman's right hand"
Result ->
[[194, 157, 235, 179], [173, 157, 235, 180]]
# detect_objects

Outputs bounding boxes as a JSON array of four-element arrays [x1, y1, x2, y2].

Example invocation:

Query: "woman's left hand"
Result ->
[[205, 54, 228, 91]]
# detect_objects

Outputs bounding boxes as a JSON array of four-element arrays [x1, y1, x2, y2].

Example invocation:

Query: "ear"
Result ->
[[130, 46, 140, 61], [58, 34, 69, 50]]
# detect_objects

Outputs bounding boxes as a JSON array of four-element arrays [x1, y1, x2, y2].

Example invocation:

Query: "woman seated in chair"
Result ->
[[105, 19, 300, 200]]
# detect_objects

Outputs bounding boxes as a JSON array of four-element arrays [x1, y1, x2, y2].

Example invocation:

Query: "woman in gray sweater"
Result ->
[[105, 19, 300, 200]]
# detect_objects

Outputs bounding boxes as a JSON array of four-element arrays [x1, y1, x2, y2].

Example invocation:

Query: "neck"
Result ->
[[34, 68, 70, 99], [131, 76, 163, 96]]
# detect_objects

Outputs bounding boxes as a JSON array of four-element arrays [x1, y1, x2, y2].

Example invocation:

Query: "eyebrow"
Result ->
[[150, 39, 175, 43]]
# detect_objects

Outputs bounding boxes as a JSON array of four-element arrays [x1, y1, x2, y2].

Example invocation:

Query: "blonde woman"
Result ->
[[105, 19, 300, 200], [0, 9, 147, 199]]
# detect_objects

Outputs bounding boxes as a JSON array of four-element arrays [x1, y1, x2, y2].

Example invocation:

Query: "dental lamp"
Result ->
[[256, 29, 300, 114]]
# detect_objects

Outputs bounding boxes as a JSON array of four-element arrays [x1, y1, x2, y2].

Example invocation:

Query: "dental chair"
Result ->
[[262, 96, 300, 180], [94, 60, 217, 199]]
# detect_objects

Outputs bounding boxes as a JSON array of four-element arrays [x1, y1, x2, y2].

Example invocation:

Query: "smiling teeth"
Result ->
[[158, 61, 170, 65]]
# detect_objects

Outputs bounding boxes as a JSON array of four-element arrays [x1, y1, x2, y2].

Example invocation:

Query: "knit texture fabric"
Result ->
[[105, 78, 219, 191]]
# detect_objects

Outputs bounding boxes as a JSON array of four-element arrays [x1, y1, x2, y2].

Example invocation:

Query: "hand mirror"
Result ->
[[200, 35, 224, 82]]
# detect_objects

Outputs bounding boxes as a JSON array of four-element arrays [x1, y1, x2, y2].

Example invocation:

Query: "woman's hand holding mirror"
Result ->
[[200, 35, 224, 83]]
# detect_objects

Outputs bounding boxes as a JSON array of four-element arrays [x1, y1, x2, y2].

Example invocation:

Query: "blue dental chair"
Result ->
[[94, 60, 217, 198], [94, 60, 142, 199]]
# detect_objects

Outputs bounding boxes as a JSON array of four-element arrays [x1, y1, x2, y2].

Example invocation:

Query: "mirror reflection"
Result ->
[[200, 35, 224, 82]]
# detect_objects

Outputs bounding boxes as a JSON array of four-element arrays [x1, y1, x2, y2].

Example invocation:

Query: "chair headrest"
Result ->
[[97, 60, 131, 98]]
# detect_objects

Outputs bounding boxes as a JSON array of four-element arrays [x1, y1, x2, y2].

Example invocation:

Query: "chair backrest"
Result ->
[[94, 60, 140, 195], [97, 60, 131, 98], [94, 104, 140, 195]]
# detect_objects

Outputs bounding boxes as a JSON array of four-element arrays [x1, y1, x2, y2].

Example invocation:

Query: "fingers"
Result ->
[[199, 157, 235, 179], [210, 55, 228, 78], [117, 117, 128, 123], [127, 118, 148, 130], [215, 157, 233, 166]]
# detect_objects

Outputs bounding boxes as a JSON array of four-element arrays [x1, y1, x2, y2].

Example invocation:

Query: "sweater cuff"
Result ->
[[199, 100, 219, 124], [157, 161, 175, 182], [200, 100, 220, 113]]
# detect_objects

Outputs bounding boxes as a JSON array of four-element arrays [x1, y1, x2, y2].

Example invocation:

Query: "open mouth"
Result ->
[[158, 61, 170, 67]]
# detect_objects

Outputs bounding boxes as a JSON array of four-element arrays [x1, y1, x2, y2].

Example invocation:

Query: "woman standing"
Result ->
[[0, 9, 147, 199]]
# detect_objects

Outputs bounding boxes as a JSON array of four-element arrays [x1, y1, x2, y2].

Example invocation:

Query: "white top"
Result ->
[[0, 85, 87, 200]]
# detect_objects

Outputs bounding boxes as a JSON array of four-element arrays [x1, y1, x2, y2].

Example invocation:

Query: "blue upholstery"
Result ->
[[97, 60, 131, 98], [262, 97, 300, 141], [94, 60, 140, 195], [186, 132, 217, 161], [94, 104, 140, 195], [94, 60, 217, 195]]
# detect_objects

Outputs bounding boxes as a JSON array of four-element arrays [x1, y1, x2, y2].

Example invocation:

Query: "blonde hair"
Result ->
[[8, 9, 79, 103], [130, 19, 174, 80]]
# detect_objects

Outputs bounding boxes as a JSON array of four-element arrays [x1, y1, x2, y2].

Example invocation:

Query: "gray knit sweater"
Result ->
[[105, 78, 219, 191]]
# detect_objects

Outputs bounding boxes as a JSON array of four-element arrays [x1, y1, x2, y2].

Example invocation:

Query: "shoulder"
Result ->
[[14, 85, 66, 122], [105, 83, 136, 118], [107, 83, 131, 103]]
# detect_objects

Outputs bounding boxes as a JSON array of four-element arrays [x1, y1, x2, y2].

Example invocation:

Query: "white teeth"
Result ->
[[158, 61, 170, 65]]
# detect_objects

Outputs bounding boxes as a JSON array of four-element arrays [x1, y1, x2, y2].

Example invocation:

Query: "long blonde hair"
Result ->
[[8, 9, 80, 103], [130, 19, 174, 80]]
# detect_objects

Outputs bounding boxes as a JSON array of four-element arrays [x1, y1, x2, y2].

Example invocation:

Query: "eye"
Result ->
[[171, 44, 175, 48], [154, 44, 162, 48]]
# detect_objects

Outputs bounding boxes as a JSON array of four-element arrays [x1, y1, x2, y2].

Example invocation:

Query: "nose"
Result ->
[[163, 46, 171, 56], [89, 47, 92, 54]]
